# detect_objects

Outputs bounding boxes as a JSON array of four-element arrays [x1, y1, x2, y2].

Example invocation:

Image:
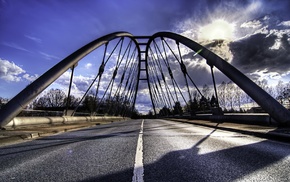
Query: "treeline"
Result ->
[[78, 94, 139, 117], [157, 79, 290, 116], [29, 88, 138, 117], [158, 95, 219, 116], [206, 79, 290, 111], [0, 97, 9, 110], [2, 79, 290, 117]]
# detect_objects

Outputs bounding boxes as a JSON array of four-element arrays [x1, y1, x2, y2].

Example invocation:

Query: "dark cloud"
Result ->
[[230, 33, 290, 75]]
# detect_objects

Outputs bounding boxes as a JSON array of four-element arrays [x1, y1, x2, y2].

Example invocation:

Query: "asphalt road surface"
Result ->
[[1, 119, 290, 182]]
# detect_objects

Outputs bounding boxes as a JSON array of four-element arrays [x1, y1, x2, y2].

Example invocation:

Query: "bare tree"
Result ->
[[173, 101, 183, 115], [233, 85, 242, 110], [202, 84, 210, 100], [217, 81, 227, 110], [226, 81, 235, 111], [64, 95, 80, 108], [46, 89, 66, 107], [82, 95, 97, 114], [33, 88, 66, 108], [0, 97, 8, 109], [276, 80, 284, 100], [257, 79, 268, 91]]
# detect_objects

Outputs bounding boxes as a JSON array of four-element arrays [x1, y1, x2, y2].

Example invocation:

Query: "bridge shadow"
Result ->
[[80, 124, 290, 182], [141, 140, 288, 181]]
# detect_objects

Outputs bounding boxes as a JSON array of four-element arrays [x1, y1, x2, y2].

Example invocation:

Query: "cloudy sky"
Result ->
[[1, 0, 290, 113]]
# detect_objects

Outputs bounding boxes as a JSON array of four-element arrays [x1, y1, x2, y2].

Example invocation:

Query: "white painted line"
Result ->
[[132, 119, 144, 182]]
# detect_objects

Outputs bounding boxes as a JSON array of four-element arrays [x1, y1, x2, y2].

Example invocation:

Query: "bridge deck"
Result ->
[[1, 119, 290, 147]]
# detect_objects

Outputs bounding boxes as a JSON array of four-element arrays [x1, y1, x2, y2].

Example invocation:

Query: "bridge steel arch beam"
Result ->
[[146, 32, 290, 124], [0, 32, 141, 127]]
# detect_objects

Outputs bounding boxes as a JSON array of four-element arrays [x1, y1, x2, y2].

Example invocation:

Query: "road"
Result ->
[[1, 119, 290, 181]]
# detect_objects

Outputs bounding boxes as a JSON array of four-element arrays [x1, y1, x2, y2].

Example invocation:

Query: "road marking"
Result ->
[[132, 119, 144, 182]]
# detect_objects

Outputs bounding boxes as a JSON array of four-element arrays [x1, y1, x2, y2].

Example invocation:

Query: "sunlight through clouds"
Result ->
[[173, 0, 290, 87], [199, 19, 236, 41]]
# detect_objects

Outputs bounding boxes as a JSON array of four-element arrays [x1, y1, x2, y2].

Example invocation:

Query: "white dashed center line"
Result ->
[[132, 119, 144, 182]]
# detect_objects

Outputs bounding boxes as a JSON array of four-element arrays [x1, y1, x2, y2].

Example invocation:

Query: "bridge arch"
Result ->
[[0, 32, 141, 127], [145, 32, 290, 124], [0, 31, 290, 127]]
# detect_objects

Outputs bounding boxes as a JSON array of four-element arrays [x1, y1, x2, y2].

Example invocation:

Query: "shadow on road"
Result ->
[[81, 123, 290, 182]]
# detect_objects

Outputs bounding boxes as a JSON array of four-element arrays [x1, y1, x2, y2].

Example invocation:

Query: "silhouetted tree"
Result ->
[[173, 101, 183, 116], [82, 95, 97, 114], [159, 106, 171, 116], [147, 110, 154, 119], [0, 97, 5, 109], [33, 88, 67, 108], [199, 96, 209, 111], [210, 95, 218, 107], [189, 97, 198, 115], [64, 95, 80, 108]]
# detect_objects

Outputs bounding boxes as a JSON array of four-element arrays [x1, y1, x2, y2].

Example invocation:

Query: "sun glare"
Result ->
[[199, 19, 236, 41]]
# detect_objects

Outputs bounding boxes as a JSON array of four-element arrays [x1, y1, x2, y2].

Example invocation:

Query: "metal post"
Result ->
[[210, 65, 219, 107], [65, 64, 75, 116]]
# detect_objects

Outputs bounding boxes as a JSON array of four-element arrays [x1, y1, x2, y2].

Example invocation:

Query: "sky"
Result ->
[[1, 0, 290, 113]]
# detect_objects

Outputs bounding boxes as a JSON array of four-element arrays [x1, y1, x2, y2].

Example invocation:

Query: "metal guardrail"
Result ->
[[17, 109, 104, 117], [5, 116, 128, 128]]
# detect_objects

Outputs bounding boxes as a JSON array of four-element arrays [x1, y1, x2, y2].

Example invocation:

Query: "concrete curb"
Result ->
[[0, 118, 128, 147], [166, 118, 290, 142]]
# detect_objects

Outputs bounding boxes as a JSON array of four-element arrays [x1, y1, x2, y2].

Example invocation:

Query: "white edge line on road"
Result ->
[[132, 119, 144, 182]]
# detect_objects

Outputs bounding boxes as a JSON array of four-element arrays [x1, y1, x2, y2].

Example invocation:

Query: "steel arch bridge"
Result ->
[[1, 31, 290, 127]]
